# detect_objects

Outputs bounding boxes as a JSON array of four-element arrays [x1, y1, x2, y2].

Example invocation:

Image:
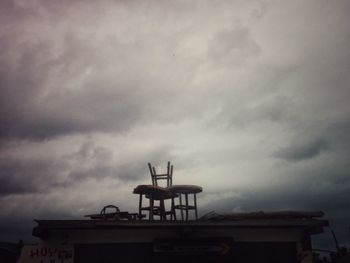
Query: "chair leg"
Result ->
[[194, 193, 198, 220], [179, 194, 184, 221], [138, 194, 143, 219], [171, 197, 176, 220], [149, 197, 154, 221], [160, 199, 166, 221], [185, 193, 189, 221]]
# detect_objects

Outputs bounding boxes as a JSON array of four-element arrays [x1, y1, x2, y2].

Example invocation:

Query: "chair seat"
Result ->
[[169, 185, 203, 194], [133, 185, 176, 200]]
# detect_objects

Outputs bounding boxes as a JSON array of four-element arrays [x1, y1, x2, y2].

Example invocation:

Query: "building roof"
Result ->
[[32, 210, 329, 238]]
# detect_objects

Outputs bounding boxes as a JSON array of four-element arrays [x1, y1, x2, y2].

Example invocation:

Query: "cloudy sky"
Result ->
[[1, 0, 349, 247]]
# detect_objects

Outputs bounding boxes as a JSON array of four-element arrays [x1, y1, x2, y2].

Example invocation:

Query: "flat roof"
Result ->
[[33, 212, 329, 238]]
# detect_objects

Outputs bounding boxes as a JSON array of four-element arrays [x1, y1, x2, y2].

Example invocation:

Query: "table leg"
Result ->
[[185, 193, 189, 221]]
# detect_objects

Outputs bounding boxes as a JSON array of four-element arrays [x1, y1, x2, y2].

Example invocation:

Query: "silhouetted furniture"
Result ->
[[169, 185, 202, 221], [148, 162, 176, 220], [133, 185, 177, 220], [85, 205, 140, 220], [148, 162, 173, 187]]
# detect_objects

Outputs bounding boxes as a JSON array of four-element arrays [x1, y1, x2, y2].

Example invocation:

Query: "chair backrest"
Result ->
[[148, 161, 173, 187]]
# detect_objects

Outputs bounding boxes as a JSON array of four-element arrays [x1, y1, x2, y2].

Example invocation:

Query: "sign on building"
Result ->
[[17, 244, 73, 263]]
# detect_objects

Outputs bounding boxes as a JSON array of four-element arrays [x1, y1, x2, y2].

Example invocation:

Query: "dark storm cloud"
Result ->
[[0, 24, 96, 140], [0, 157, 68, 196], [0, 0, 173, 141], [0, 138, 175, 197], [0, 0, 266, 142], [67, 141, 175, 182], [327, 118, 350, 154], [273, 116, 350, 162], [274, 138, 331, 162], [203, 179, 350, 215], [0, 173, 29, 196]]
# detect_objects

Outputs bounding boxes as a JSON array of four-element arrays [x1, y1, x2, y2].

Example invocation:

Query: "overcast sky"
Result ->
[[1, 0, 349, 247]]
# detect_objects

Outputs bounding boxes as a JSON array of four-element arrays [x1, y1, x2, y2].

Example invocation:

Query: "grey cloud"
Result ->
[[115, 149, 176, 182], [0, 30, 97, 140], [274, 138, 331, 162], [208, 24, 261, 67], [228, 92, 296, 128], [326, 119, 350, 155], [0, 0, 271, 141], [0, 173, 29, 196], [273, 117, 350, 163], [205, 63, 300, 130], [0, 0, 35, 23], [66, 140, 176, 182], [0, 157, 68, 196], [0, 5, 194, 141], [0, 139, 176, 196]]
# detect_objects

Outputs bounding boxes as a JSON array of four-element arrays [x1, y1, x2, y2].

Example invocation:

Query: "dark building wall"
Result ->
[[0, 249, 18, 263], [75, 241, 297, 263]]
